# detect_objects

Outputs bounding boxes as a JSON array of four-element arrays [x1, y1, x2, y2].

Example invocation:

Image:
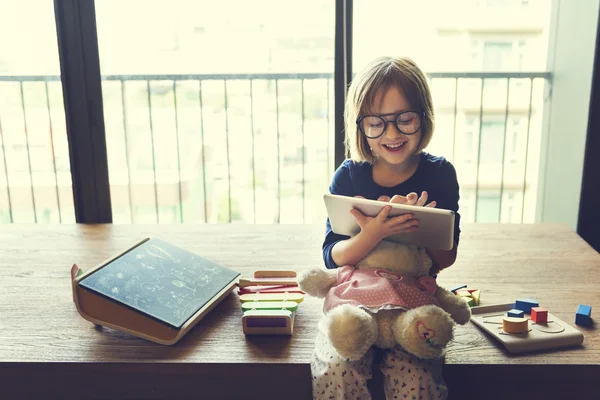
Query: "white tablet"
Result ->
[[324, 193, 455, 250]]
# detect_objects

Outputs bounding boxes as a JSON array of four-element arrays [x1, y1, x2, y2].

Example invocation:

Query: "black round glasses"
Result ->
[[356, 111, 424, 139]]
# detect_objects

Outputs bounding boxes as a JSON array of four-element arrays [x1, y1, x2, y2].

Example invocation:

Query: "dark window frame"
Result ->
[[53, 0, 112, 223]]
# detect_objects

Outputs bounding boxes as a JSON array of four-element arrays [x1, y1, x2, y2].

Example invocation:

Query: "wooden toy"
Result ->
[[242, 310, 294, 335], [254, 270, 296, 278], [237, 285, 304, 295], [241, 301, 299, 312], [470, 303, 584, 353], [507, 309, 524, 318], [238, 270, 302, 336], [531, 307, 548, 323], [72, 238, 240, 345], [453, 288, 481, 307], [238, 277, 298, 288], [450, 284, 467, 294], [502, 317, 529, 334], [514, 298, 539, 313], [239, 292, 304, 303], [575, 304, 592, 326], [238, 270, 298, 288]]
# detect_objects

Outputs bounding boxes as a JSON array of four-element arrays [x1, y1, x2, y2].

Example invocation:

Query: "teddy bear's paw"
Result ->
[[435, 287, 471, 325], [327, 304, 378, 361], [394, 305, 455, 359], [297, 267, 337, 298], [449, 299, 472, 325], [435, 287, 472, 325]]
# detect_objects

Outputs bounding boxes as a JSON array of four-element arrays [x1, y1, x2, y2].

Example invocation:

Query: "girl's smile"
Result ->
[[382, 140, 408, 152], [368, 86, 421, 170]]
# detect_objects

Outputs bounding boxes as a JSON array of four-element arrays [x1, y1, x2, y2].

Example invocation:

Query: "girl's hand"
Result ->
[[387, 192, 456, 273], [387, 191, 437, 208], [349, 197, 419, 242]]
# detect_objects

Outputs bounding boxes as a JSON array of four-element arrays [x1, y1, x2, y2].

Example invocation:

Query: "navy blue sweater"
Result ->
[[322, 153, 461, 269]]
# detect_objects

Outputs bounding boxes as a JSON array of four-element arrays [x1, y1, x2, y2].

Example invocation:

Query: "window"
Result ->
[[480, 120, 506, 164], [476, 193, 501, 222], [485, 0, 512, 7], [482, 41, 513, 71], [0, 0, 73, 223], [464, 131, 474, 162], [510, 131, 519, 162], [95, 0, 335, 224], [505, 192, 516, 222], [0, 0, 556, 226]]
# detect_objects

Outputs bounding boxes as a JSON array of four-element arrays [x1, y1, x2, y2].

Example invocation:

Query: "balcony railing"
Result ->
[[0, 71, 551, 224]]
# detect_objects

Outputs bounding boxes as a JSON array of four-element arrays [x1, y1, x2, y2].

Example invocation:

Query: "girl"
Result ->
[[311, 56, 461, 400]]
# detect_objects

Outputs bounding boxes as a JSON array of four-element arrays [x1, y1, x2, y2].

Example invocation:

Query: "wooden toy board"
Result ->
[[470, 303, 584, 353]]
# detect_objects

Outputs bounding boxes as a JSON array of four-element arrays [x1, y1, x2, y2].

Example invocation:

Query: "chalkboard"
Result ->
[[79, 238, 240, 329]]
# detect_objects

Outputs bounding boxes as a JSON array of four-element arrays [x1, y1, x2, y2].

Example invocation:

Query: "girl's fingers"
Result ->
[[389, 220, 420, 234], [397, 225, 420, 234], [387, 213, 416, 227], [390, 194, 408, 204], [376, 205, 392, 221], [416, 191, 428, 207], [425, 200, 437, 208], [349, 208, 368, 228], [377, 195, 391, 202], [406, 192, 418, 205]]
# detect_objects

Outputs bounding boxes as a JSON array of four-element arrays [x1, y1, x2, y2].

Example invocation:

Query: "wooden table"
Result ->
[[0, 224, 599, 399]]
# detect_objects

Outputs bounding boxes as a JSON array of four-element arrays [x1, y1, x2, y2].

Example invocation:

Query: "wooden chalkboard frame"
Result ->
[[72, 237, 239, 345]]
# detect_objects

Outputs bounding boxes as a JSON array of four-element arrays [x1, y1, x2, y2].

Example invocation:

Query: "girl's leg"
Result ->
[[311, 319, 375, 400], [379, 346, 448, 400]]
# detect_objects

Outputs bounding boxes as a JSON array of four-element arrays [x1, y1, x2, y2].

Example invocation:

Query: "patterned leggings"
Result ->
[[311, 322, 448, 400]]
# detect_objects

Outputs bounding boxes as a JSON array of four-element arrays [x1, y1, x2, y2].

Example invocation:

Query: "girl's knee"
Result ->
[[380, 348, 448, 399], [311, 330, 375, 399], [311, 351, 374, 399]]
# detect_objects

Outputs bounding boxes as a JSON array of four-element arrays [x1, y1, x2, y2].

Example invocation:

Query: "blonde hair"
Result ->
[[344, 56, 435, 163]]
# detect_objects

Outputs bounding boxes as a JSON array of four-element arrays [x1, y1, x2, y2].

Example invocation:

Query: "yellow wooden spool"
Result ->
[[502, 317, 529, 333]]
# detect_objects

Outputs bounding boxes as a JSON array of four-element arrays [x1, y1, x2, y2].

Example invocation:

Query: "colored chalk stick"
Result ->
[[465, 297, 474, 307], [502, 317, 529, 334], [456, 289, 472, 297], [515, 298, 539, 313], [531, 307, 548, 323], [507, 309, 524, 318], [576, 304, 592, 326]]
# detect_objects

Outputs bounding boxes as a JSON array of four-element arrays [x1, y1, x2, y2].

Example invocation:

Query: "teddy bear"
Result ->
[[299, 240, 471, 361]]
